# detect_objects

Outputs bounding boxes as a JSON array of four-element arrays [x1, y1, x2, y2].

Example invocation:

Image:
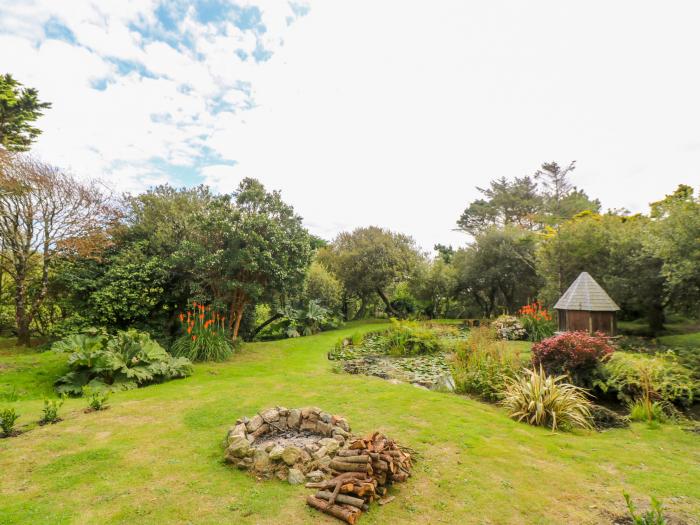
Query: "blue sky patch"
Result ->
[[43, 18, 77, 44]]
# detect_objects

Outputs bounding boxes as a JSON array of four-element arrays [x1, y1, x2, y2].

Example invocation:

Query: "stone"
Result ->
[[275, 466, 289, 481], [276, 417, 288, 430], [288, 468, 305, 485], [300, 449, 312, 463], [246, 414, 264, 433], [269, 445, 285, 461], [287, 409, 301, 429], [332, 427, 350, 438], [332, 416, 350, 432], [306, 470, 325, 482], [332, 435, 345, 445], [260, 408, 280, 423], [277, 406, 288, 416], [317, 455, 331, 468], [253, 450, 270, 472], [300, 419, 317, 432], [312, 446, 328, 460], [319, 438, 339, 454], [225, 435, 251, 460], [316, 421, 333, 435], [281, 446, 302, 466], [319, 412, 332, 424]]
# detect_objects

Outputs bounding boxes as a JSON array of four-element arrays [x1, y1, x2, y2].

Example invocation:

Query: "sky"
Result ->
[[1, 1, 699, 251]]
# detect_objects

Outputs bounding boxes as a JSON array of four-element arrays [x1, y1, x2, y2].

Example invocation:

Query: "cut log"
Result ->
[[316, 490, 368, 510], [330, 460, 372, 473], [306, 495, 360, 525], [338, 455, 371, 464], [337, 449, 364, 457]]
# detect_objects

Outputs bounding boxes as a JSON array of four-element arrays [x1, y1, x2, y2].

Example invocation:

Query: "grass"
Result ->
[[1, 322, 699, 524]]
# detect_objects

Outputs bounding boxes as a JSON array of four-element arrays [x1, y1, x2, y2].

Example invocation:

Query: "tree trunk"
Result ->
[[352, 297, 367, 321], [252, 313, 282, 338], [647, 303, 665, 335], [232, 303, 245, 339], [376, 288, 400, 318], [15, 276, 31, 346]]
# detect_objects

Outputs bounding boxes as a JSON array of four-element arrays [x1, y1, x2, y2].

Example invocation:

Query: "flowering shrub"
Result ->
[[518, 301, 555, 342], [170, 302, 234, 362], [532, 331, 614, 386], [492, 315, 526, 341]]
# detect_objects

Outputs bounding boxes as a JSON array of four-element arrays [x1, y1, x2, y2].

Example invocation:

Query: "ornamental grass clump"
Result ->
[[518, 301, 555, 342], [501, 366, 594, 431], [452, 326, 520, 401], [170, 302, 234, 362], [532, 331, 614, 387]]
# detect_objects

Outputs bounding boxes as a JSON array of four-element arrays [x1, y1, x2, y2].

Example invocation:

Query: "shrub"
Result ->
[[624, 492, 667, 525], [0, 407, 19, 436], [381, 320, 444, 356], [53, 329, 192, 396], [518, 301, 555, 342], [491, 315, 526, 341], [600, 352, 697, 407], [83, 387, 109, 411], [532, 331, 614, 386], [40, 397, 64, 424], [452, 327, 520, 401], [501, 366, 594, 431]]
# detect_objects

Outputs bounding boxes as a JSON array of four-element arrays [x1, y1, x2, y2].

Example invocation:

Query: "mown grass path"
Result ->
[[1, 322, 699, 524]]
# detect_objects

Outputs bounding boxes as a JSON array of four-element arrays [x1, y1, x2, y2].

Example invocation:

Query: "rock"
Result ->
[[269, 445, 285, 460], [265, 443, 275, 452], [287, 409, 301, 429], [317, 455, 331, 468], [319, 412, 332, 423], [332, 435, 345, 445], [332, 427, 350, 439], [590, 404, 629, 430], [260, 408, 280, 423], [275, 466, 289, 481], [332, 416, 350, 432], [253, 449, 270, 472], [316, 421, 333, 435], [225, 435, 251, 460], [300, 449, 312, 463], [288, 468, 305, 485], [281, 446, 302, 466], [246, 414, 264, 433], [276, 417, 288, 430], [312, 446, 328, 460], [319, 438, 339, 454], [300, 419, 317, 432], [306, 470, 325, 482], [277, 406, 288, 416]]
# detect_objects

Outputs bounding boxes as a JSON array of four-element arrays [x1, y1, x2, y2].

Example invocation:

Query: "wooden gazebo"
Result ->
[[554, 272, 620, 336]]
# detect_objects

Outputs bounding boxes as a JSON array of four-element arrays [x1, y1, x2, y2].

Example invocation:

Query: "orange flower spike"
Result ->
[[187, 326, 192, 334]]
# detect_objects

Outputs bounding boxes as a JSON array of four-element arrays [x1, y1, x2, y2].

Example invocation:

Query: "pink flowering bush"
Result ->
[[532, 331, 614, 386]]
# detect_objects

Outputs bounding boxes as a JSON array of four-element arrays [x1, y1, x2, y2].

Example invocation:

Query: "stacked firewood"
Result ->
[[305, 432, 413, 524]]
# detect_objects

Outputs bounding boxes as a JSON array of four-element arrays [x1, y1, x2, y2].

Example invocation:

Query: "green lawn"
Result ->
[[1, 322, 699, 524]]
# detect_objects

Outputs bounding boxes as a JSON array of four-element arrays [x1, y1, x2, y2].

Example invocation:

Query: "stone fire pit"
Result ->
[[224, 406, 351, 484]]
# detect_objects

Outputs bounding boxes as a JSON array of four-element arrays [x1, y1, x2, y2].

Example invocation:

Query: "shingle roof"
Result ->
[[554, 272, 620, 312]]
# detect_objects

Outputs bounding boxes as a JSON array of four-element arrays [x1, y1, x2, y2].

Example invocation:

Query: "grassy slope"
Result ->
[[1, 323, 699, 525]]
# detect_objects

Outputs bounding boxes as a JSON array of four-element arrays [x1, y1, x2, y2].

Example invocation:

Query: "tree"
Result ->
[[457, 176, 542, 235], [0, 74, 52, 152], [453, 227, 539, 316], [409, 258, 457, 318], [649, 185, 700, 319], [534, 161, 600, 225], [179, 178, 311, 339], [321, 226, 422, 319], [0, 152, 109, 345]]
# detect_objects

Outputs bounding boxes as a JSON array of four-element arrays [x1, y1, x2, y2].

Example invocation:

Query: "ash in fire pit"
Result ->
[[224, 406, 351, 484]]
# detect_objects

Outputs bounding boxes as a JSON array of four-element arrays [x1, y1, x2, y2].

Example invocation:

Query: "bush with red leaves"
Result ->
[[532, 331, 614, 386]]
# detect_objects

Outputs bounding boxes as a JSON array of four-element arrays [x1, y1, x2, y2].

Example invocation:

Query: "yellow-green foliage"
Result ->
[[451, 326, 520, 401], [601, 352, 697, 407], [501, 366, 593, 431]]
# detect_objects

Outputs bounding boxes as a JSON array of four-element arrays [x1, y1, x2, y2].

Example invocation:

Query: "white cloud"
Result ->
[[1, 1, 699, 250]]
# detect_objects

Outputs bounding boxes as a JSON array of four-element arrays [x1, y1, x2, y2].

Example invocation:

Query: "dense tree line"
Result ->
[[0, 74, 698, 344]]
